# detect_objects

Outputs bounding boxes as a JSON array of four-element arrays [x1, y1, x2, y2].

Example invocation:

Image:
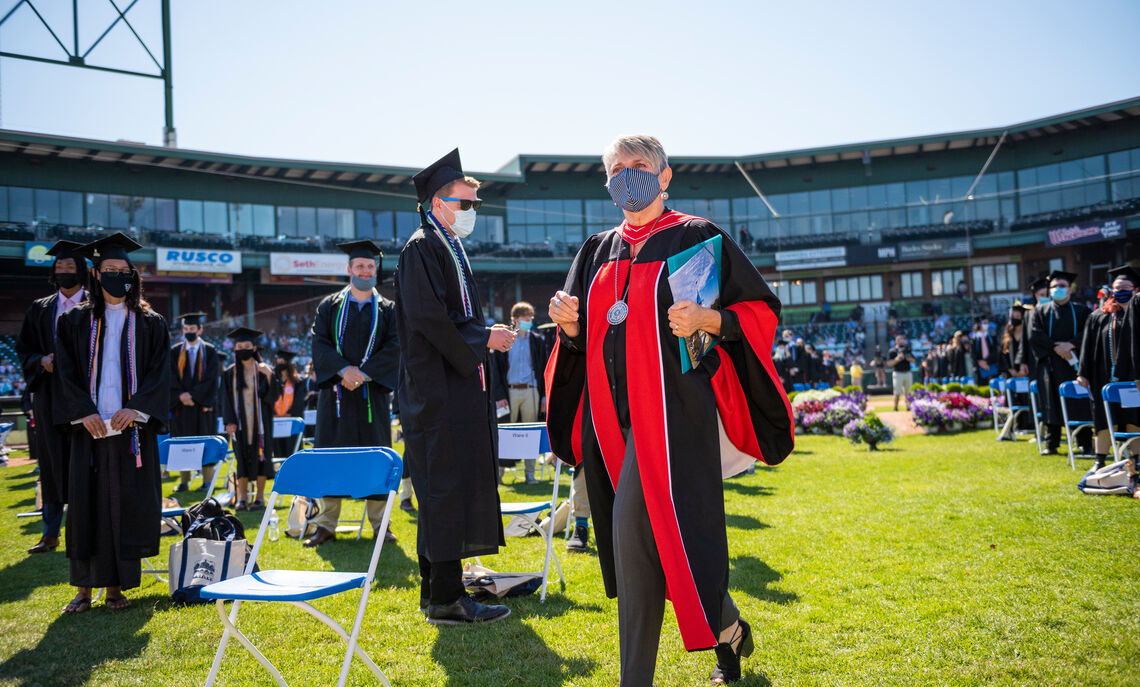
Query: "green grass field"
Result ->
[[0, 430, 1137, 686]]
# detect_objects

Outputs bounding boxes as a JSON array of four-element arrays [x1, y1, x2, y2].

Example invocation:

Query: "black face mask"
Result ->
[[236, 349, 257, 362], [55, 273, 79, 290], [184, 332, 199, 343], [1010, 319, 1022, 326], [100, 272, 132, 299], [275, 362, 290, 374]]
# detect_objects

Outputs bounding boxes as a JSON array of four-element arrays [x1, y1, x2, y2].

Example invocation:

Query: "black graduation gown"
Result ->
[[1023, 300, 1091, 425], [971, 332, 999, 383], [1079, 307, 1137, 430], [53, 304, 170, 585], [16, 292, 83, 503], [1120, 299, 1139, 382], [544, 211, 794, 651], [395, 223, 503, 563], [311, 289, 399, 448], [786, 344, 809, 386], [221, 363, 278, 479], [169, 341, 220, 437]]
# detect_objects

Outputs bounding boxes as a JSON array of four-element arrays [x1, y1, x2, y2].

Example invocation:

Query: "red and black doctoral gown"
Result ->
[[53, 304, 171, 565], [544, 211, 794, 651], [1079, 304, 1137, 430], [169, 340, 220, 437], [1021, 299, 1091, 425], [16, 291, 85, 503], [395, 224, 504, 563]]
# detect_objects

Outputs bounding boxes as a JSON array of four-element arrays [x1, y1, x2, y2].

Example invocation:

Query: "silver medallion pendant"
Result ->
[[607, 300, 629, 325]]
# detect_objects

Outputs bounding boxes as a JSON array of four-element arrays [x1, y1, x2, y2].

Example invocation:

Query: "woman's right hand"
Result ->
[[549, 291, 580, 338]]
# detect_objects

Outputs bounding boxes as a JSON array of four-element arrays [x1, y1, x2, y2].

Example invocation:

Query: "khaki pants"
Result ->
[[509, 386, 540, 478], [571, 465, 590, 519], [314, 497, 388, 535]]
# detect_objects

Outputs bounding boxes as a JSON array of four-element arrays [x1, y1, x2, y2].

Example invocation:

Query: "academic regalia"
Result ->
[[221, 330, 278, 480], [544, 210, 794, 651], [971, 329, 999, 385], [395, 218, 503, 564], [54, 302, 170, 589], [1023, 297, 1092, 443], [169, 327, 220, 437], [310, 289, 399, 448], [1080, 266, 1140, 431], [785, 343, 809, 386]]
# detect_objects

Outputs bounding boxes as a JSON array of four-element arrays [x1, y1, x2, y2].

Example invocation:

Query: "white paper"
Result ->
[[273, 418, 299, 438], [167, 442, 205, 472], [1119, 386, 1140, 409], [101, 418, 122, 438], [303, 409, 317, 425], [498, 426, 542, 461]]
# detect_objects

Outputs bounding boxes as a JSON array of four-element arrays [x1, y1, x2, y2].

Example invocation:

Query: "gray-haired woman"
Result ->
[[545, 135, 794, 685]]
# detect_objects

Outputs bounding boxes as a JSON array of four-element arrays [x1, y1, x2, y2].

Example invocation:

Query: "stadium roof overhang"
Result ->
[[502, 96, 1140, 176]]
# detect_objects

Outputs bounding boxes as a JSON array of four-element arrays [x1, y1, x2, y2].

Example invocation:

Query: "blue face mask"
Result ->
[[1114, 290, 1133, 304], [1051, 286, 1068, 302], [605, 167, 661, 212], [1036, 295, 1050, 305], [517, 320, 533, 331]]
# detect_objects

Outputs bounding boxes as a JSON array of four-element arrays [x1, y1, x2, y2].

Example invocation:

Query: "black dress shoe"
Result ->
[[400, 498, 416, 513], [28, 536, 59, 554], [419, 595, 430, 613], [710, 619, 754, 684], [426, 595, 510, 625]]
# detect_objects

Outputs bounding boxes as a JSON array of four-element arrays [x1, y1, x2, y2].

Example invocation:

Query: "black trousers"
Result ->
[[418, 556, 464, 606]]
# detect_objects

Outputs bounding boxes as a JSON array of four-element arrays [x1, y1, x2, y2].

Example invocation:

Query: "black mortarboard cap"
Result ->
[[75, 232, 142, 263], [275, 350, 299, 361], [46, 240, 84, 261], [1107, 265, 1140, 286], [1047, 269, 1078, 284], [226, 327, 262, 342], [337, 240, 383, 261], [178, 312, 207, 326], [1028, 277, 1049, 292], [413, 148, 465, 205]]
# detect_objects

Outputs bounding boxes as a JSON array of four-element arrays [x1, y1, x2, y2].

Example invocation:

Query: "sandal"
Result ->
[[235, 502, 248, 512], [62, 593, 92, 614], [710, 619, 754, 684], [250, 500, 265, 511], [105, 594, 132, 611]]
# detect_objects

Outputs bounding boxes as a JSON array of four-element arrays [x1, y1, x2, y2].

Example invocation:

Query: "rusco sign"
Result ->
[[156, 248, 242, 274], [269, 252, 348, 276]]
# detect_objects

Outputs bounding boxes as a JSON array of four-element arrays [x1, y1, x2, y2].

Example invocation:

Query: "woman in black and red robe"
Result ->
[[546, 135, 793, 686]]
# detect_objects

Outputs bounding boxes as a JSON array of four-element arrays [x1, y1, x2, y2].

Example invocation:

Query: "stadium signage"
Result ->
[[847, 244, 898, 265], [1044, 218, 1125, 247], [897, 238, 970, 260], [269, 252, 349, 276], [157, 247, 242, 274], [774, 246, 846, 271], [24, 241, 53, 266]]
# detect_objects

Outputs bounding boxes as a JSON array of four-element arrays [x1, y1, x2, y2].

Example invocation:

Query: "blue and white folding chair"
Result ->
[[271, 417, 307, 464], [1058, 382, 1095, 469], [1102, 382, 1140, 463], [989, 378, 1006, 438], [202, 446, 402, 687], [1028, 381, 1045, 452], [495, 422, 565, 602], [1000, 377, 1035, 442], [158, 435, 230, 531]]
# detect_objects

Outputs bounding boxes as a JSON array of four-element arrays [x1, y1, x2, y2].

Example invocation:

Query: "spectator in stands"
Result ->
[[886, 334, 915, 411]]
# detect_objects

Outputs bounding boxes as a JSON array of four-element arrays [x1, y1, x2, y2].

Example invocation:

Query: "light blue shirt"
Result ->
[[507, 333, 535, 386]]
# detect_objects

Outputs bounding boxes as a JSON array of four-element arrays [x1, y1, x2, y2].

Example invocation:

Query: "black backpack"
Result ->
[[179, 497, 245, 541]]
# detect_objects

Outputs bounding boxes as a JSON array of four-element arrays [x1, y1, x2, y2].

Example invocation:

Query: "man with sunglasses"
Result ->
[[395, 148, 515, 625]]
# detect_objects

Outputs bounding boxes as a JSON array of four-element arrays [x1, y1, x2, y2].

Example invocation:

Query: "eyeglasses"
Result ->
[[439, 197, 483, 211], [100, 267, 132, 276]]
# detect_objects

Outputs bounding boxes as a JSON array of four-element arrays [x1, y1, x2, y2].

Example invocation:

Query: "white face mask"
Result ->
[[450, 208, 477, 238]]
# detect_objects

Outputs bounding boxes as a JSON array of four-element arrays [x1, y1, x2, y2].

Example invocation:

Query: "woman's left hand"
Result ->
[[667, 300, 719, 338]]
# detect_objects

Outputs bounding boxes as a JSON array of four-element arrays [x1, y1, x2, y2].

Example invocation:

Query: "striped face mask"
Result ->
[[605, 167, 661, 212]]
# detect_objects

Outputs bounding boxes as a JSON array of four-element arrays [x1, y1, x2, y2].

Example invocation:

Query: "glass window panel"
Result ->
[[1000, 199, 1017, 223], [34, 189, 60, 223], [507, 200, 526, 225], [134, 197, 156, 229], [525, 225, 544, 243], [905, 180, 927, 204], [868, 184, 887, 209], [1037, 163, 1061, 189], [1018, 167, 1037, 192], [276, 207, 297, 237], [335, 209, 353, 238], [108, 195, 132, 228], [809, 190, 830, 214], [768, 194, 789, 216], [847, 277, 858, 301], [858, 276, 870, 300], [251, 204, 274, 236], [155, 198, 176, 231], [832, 212, 851, 234], [1060, 183, 1084, 209], [1038, 190, 1061, 213], [870, 210, 889, 230], [871, 276, 882, 299], [804, 281, 817, 304], [811, 215, 832, 235], [1007, 264, 1019, 290], [1020, 193, 1038, 215], [929, 178, 952, 203], [316, 208, 336, 236], [1108, 151, 1131, 174], [179, 200, 204, 233], [907, 205, 929, 226], [995, 264, 1008, 291], [950, 176, 972, 199], [296, 207, 317, 237], [203, 201, 227, 234], [886, 183, 905, 208], [1059, 160, 1083, 183], [825, 280, 836, 302], [354, 210, 375, 239], [849, 186, 869, 211], [1085, 182, 1107, 205], [84, 193, 108, 227], [229, 203, 253, 235], [60, 191, 83, 225], [850, 211, 870, 230], [830, 187, 850, 212], [790, 216, 810, 236], [395, 212, 419, 241], [0, 187, 7, 221], [543, 199, 563, 223], [732, 197, 749, 220], [837, 280, 848, 302], [1080, 155, 1105, 178], [972, 266, 983, 293]]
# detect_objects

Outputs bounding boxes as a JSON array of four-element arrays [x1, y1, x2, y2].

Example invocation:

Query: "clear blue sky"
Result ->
[[1, 0, 1137, 173]]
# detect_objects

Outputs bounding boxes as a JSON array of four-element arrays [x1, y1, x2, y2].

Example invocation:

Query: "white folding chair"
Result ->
[[989, 378, 1007, 439], [1058, 381, 1095, 469], [158, 435, 230, 532], [1102, 382, 1140, 463], [494, 422, 565, 602], [1028, 380, 1045, 452], [202, 446, 402, 687], [271, 417, 307, 464]]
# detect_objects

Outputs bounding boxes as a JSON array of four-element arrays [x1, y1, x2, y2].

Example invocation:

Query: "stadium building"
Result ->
[[0, 97, 1136, 363]]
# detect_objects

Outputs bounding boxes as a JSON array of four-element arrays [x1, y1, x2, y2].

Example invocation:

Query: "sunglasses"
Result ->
[[439, 197, 483, 211]]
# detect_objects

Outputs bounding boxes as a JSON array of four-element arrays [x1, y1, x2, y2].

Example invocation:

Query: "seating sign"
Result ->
[[303, 409, 317, 425], [167, 442, 205, 472], [1120, 386, 1140, 409], [498, 427, 542, 461], [273, 418, 295, 438]]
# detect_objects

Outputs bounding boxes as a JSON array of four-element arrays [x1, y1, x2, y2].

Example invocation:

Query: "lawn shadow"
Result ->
[[506, 592, 604, 621], [0, 594, 154, 686], [722, 482, 775, 498], [730, 556, 798, 606], [430, 613, 595, 686], [0, 551, 70, 604], [315, 536, 419, 590], [725, 514, 770, 531]]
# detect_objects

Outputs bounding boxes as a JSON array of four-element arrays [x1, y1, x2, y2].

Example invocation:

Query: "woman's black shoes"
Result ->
[[710, 618, 754, 684]]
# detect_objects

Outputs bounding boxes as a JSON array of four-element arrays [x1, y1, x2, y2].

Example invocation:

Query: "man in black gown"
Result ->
[[16, 240, 87, 554], [395, 149, 515, 625], [54, 233, 170, 613], [221, 328, 278, 511], [1078, 265, 1139, 468], [1021, 269, 1092, 456], [169, 312, 220, 491], [305, 240, 400, 547]]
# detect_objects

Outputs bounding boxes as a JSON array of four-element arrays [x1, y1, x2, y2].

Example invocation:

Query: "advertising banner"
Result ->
[[897, 238, 971, 260], [24, 241, 53, 266], [269, 252, 348, 276], [774, 246, 846, 271], [1044, 218, 1125, 247], [156, 247, 242, 274]]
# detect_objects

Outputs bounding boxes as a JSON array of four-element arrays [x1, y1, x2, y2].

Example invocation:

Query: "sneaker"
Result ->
[[174, 482, 189, 492], [566, 525, 589, 553]]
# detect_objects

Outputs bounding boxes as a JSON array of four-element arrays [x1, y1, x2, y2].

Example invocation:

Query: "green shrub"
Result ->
[[945, 382, 964, 393], [909, 382, 925, 393], [927, 383, 944, 392], [844, 385, 861, 394], [963, 384, 981, 397], [787, 391, 799, 403]]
